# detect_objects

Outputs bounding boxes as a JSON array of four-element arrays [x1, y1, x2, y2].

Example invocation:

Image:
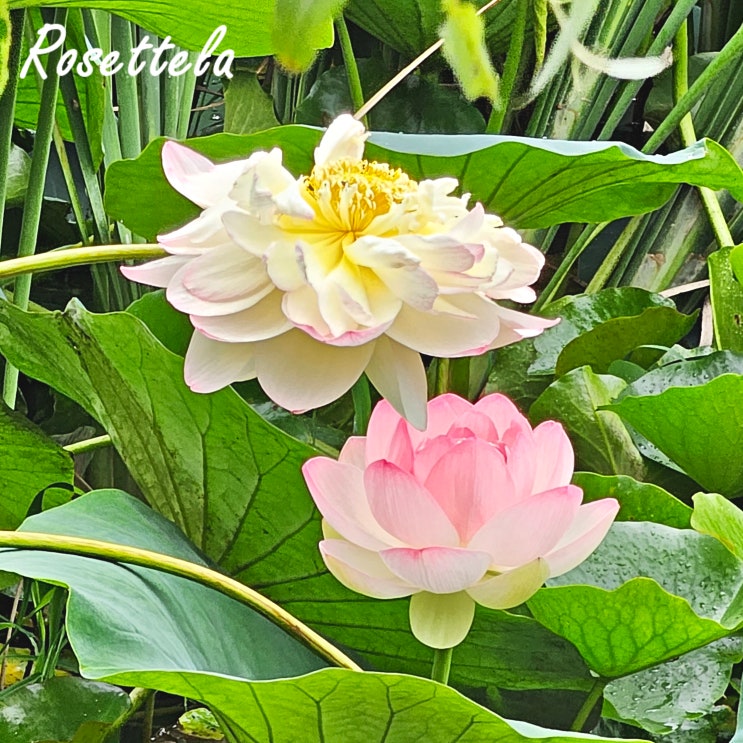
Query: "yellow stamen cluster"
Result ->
[[303, 158, 418, 233]]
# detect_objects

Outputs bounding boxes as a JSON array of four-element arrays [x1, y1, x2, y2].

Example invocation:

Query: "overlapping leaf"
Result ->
[[0, 677, 130, 742], [104, 128, 743, 238], [0, 299, 591, 694], [530, 367, 644, 477], [1, 489, 324, 681], [610, 375, 743, 495], [0, 403, 73, 529]]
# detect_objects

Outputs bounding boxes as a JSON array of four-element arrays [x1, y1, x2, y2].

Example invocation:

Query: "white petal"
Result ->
[[365, 336, 428, 430], [409, 591, 476, 650], [386, 294, 502, 357], [314, 114, 367, 166], [467, 558, 549, 610], [254, 329, 374, 413], [221, 210, 286, 257], [264, 240, 307, 292], [490, 306, 559, 344], [159, 207, 234, 253], [120, 255, 190, 288], [228, 149, 305, 219], [183, 332, 256, 393], [191, 291, 291, 342], [167, 247, 273, 316]]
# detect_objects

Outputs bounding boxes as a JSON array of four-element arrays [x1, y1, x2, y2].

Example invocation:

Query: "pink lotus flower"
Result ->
[[302, 393, 619, 649], [123, 115, 556, 428]]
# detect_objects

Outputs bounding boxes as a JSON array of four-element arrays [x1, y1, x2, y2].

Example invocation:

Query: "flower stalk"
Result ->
[[0, 245, 165, 282], [430, 646, 454, 685], [570, 678, 608, 732], [335, 16, 368, 128]]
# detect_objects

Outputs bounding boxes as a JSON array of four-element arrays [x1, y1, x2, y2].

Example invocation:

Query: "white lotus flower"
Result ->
[[123, 115, 555, 429]]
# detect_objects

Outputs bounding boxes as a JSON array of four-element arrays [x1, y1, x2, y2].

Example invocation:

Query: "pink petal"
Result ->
[[544, 499, 619, 577], [473, 393, 530, 439], [191, 291, 291, 342], [409, 591, 475, 649], [162, 141, 246, 208], [364, 336, 428, 431], [386, 295, 503, 358], [364, 461, 459, 548], [410, 393, 472, 448], [254, 329, 373, 413], [424, 438, 513, 543], [320, 539, 414, 599], [411, 435, 461, 483], [183, 332, 256, 393], [338, 436, 366, 469], [364, 401, 414, 471], [501, 431, 537, 504], [531, 421, 575, 493], [468, 485, 584, 568], [303, 458, 400, 551], [447, 411, 498, 441], [120, 255, 190, 288], [380, 546, 491, 594], [314, 114, 367, 166], [467, 558, 549, 609]]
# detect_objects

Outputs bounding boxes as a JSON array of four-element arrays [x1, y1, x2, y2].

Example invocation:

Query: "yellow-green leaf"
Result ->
[[439, 0, 499, 102], [271, 0, 343, 73]]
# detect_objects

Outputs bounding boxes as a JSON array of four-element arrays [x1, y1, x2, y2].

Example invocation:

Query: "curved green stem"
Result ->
[[63, 435, 113, 455], [0, 244, 165, 281], [643, 20, 743, 154], [108, 688, 154, 735], [672, 21, 734, 249], [335, 16, 367, 128], [570, 677, 607, 732], [0, 531, 361, 671], [430, 646, 453, 685]]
